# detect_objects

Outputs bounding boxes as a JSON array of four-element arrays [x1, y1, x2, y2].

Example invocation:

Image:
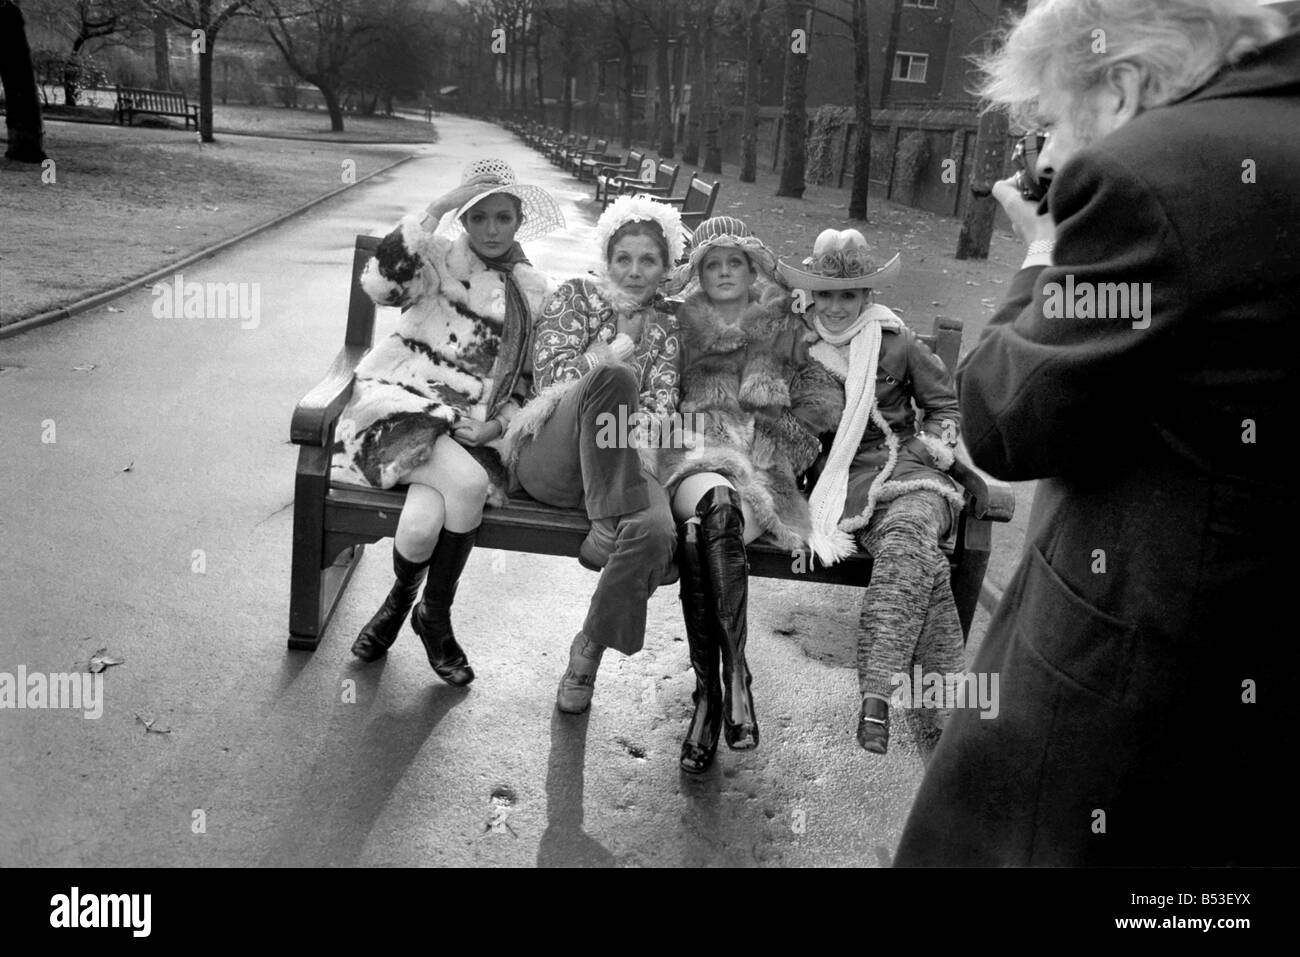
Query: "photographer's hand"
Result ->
[[993, 175, 1056, 267]]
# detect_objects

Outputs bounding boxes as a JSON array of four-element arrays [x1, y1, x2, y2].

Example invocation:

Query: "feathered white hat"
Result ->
[[446, 158, 566, 243], [593, 194, 688, 265]]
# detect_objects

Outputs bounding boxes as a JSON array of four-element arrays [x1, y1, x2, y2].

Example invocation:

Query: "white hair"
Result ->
[[975, 0, 1290, 129]]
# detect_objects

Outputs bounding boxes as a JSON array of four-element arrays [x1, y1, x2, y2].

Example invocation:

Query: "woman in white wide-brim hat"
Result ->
[[652, 216, 844, 773], [331, 158, 562, 686], [781, 228, 966, 756]]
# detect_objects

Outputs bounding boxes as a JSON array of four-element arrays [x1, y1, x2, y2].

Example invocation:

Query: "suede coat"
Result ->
[[331, 216, 552, 503], [895, 31, 1300, 867], [652, 285, 842, 551]]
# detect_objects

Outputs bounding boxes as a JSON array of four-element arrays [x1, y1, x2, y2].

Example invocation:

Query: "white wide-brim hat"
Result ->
[[778, 228, 900, 290], [447, 158, 565, 243]]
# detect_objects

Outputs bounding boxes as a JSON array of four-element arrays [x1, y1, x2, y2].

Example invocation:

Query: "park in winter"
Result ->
[[2, 0, 1296, 890]]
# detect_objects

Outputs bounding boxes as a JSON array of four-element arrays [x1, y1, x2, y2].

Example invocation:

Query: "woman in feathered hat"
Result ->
[[655, 216, 843, 773], [332, 158, 563, 685], [500, 195, 685, 715], [780, 229, 965, 755]]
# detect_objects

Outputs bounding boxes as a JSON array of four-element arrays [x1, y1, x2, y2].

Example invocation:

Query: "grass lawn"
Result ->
[[0, 118, 420, 324]]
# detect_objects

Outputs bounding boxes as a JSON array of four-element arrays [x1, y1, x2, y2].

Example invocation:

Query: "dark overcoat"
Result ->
[[896, 31, 1300, 866]]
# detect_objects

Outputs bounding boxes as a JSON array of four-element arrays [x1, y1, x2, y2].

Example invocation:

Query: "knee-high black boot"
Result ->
[[678, 521, 722, 773], [410, 527, 478, 686], [696, 486, 758, 750], [352, 546, 431, 662]]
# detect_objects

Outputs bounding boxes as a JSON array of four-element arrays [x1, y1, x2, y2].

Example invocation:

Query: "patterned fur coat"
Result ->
[[651, 283, 843, 551], [331, 215, 553, 501]]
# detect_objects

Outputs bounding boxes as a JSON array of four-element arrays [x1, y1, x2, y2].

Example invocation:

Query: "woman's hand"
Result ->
[[991, 174, 1056, 246], [425, 183, 490, 222], [452, 418, 503, 447]]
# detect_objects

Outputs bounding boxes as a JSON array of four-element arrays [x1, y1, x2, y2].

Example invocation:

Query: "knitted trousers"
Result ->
[[855, 490, 965, 698]]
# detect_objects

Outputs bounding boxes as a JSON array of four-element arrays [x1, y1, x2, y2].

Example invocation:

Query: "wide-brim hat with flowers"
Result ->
[[777, 228, 901, 290], [447, 158, 566, 243]]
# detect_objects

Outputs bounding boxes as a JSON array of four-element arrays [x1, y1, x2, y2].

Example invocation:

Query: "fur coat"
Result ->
[[331, 215, 553, 502], [651, 284, 843, 551]]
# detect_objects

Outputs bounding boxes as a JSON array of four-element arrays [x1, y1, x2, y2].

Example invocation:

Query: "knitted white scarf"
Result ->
[[806, 303, 904, 565]]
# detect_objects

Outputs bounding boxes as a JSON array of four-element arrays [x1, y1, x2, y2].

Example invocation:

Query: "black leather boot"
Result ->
[[678, 521, 722, 773], [410, 527, 478, 686], [696, 486, 758, 751], [351, 546, 430, 662]]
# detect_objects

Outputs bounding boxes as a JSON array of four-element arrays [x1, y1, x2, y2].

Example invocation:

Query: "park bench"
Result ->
[[288, 235, 1015, 649], [602, 160, 680, 209], [654, 173, 722, 235], [567, 138, 612, 177], [590, 150, 647, 201], [114, 85, 199, 130]]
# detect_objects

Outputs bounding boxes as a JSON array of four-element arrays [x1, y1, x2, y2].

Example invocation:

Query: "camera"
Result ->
[[1011, 132, 1049, 202]]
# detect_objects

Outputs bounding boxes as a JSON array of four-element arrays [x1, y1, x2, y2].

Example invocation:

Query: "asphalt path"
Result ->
[[1, 115, 999, 867]]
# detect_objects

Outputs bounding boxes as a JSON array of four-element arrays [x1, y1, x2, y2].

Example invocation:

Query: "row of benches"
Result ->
[[506, 123, 722, 238]]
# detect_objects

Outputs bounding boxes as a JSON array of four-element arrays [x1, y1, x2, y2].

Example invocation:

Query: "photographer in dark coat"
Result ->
[[896, 0, 1299, 866]]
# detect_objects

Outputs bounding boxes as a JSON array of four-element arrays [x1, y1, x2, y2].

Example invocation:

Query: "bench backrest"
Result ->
[[591, 138, 608, 154], [678, 176, 721, 232], [117, 85, 188, 111], [653, 161, 680, 191], [624, 149, 647, 172]]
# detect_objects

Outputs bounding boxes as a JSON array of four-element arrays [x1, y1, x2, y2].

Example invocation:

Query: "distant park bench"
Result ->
[[114, 85, 199, 130], [287, 235, 1015, 650]]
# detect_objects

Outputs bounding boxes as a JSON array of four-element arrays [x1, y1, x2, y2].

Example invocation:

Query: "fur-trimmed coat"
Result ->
[[651, 284, 843, 551], [331, 216, 553, 501], [806, 320, 964, 535]]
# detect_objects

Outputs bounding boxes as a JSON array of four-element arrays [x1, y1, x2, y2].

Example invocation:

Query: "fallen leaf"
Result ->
[[135, 713, 172, 734], [105, 306, 124, 313], [72, 363, 96, 372], [119, 461, 134, 473], [89, 648, 124, 673]]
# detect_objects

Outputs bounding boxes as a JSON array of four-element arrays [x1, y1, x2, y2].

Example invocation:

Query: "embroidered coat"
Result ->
[[501, 276, 680, 472], [652, 284, 842, 551], [331, 214, 553, 502]]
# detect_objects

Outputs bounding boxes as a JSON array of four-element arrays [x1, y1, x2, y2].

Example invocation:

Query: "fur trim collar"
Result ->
[[678, 283, 790, 355]]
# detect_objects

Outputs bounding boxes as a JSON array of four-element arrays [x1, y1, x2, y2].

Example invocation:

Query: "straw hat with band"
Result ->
[[442, 158, 566, 243]]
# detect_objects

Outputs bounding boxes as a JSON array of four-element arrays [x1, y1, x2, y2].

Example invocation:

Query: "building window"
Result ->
[[631, 63, 648, 97], [903, 0, 939, 8], [893, 52, 929, 83]]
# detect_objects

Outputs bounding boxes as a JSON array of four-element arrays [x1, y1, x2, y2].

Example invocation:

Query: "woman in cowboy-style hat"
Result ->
[[652, 216, 843, 773], [500, 195, 685, 716], [780, 228, 966, 755], [332, 158, 563, 685]]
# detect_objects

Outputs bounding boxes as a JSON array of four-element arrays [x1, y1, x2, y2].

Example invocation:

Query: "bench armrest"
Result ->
[[290, 343, 368, 447], [626, 184, 673, 196], [949, 453, 1015, 522]]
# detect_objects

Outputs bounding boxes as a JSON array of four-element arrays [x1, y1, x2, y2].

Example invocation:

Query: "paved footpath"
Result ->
[[0, 115, 985, 867]]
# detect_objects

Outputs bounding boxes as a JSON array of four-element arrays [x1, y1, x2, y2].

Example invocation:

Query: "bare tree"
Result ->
[[1, 0, 47, 162], [738, 0, 768, 182], [148, 1, 251, 142], [537, 0, 597, 132]]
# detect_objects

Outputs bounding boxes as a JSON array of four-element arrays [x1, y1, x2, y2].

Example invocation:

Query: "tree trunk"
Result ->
[[64, 36, 87, 108], [682, 23, 702, 164], [320, 84, 345, 131], [776, 0, 808, 198], [534, 28, 545, 122], [701, 16, 721, 173], [0, 0, 47, 163], [153, 14, 172, 89], [562, 67, 573, 132], [848, 0, 871, 220], [955, 107, 1009, 259], [620, 42, 634, 148], [199, 40, 215, 141], [739, 0, 765, 183], [655, 8, 674, 157]]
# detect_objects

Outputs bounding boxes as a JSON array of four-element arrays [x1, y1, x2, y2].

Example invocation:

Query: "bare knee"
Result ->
[[398, 490, 446, 549]]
